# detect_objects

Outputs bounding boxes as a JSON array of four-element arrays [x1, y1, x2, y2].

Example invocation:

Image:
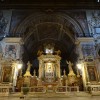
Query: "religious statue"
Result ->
[[24, 61, 32, 77], [66, 61, 73, 71], [2, 67, 12, 82], [66, 61, 76, 86]]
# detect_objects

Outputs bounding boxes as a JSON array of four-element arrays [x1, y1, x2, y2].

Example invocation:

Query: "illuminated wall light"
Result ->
[[45, 48, 53, 54], [77, 64, 82, 70], [17, 64, 22, 69]]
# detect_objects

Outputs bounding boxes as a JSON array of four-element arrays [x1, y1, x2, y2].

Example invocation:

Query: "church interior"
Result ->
[[0, 0, 100, 99]]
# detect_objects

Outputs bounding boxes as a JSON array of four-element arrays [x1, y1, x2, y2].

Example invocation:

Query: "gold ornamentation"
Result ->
[[37, 50, 44, 56]]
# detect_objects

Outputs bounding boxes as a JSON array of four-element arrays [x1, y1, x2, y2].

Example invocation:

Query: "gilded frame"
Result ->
[[2, 66, 12, 83], [87, 66, 98, 82]]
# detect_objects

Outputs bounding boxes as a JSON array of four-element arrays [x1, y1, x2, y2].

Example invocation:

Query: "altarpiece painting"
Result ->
[[2, 66, 12, 83], [87, 66, 98, 82]]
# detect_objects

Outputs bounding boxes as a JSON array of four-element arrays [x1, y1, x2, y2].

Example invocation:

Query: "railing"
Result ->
[[55, 86, 79, 93], [0, 85, 13, 95], [21, 86, 46, 93], [87, 85, 100, 93], [68, 86, 79, 92], [21, 86, 79, 94], [55, 86, 67, 93]]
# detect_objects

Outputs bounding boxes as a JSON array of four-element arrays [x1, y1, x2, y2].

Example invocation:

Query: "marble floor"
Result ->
[[0, 92, 100, 100], [0, 96, 100, 100]]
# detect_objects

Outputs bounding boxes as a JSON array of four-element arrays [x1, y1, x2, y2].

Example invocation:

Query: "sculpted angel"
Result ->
[[66, 60, 73, 71]]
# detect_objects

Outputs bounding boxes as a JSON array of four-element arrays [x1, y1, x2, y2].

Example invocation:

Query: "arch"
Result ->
[[14, 12, 81, 65], [14, 12, 84, 41]]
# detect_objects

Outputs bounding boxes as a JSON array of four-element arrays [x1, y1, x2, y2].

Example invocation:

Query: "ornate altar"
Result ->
[[38, 51, 61, 86]]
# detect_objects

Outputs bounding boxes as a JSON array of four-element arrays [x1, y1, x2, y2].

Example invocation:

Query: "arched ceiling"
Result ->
[[15, 12, 82, 62]]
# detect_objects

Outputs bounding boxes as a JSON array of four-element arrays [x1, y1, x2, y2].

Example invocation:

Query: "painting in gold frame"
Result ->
[[2, 66, 12, 83], [87, 66, 98, 82]]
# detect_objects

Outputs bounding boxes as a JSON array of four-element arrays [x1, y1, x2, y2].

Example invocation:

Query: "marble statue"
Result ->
[[24, 61, 32, 77], [66, 60, 76, 77], [66, 61, 73, 71]]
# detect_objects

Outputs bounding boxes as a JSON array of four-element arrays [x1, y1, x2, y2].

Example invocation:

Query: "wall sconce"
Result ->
[[17, 63, 22, 69], [77, 63, 82, 70], [77, 63, 82, 76], [17, 60, 23, 70]]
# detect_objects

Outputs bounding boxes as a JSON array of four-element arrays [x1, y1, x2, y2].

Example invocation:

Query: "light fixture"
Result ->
[[17, 60, 22, 69], [17, 63, 22, 69], [77, 63, 82, 70]]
